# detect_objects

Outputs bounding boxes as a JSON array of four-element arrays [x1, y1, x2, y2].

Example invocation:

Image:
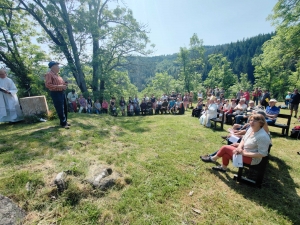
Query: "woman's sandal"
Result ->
[[212, 165, 227, 172]]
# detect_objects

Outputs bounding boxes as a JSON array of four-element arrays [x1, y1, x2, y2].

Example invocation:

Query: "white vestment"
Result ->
[[0, 77, 23, 122], [199, 103, 218, 127]]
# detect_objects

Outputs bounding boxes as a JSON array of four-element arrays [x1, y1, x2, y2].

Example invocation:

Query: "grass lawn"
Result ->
[[0, 107, 300, 224]]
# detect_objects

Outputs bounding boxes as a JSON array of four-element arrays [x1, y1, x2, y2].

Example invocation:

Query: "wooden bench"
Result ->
[[268, 114, 291, 136], [210, 112, 225, 130], [233, 144, 272, 188]]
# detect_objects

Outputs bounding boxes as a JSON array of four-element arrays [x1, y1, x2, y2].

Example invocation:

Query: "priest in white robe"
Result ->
[[199, 96, 218, 127], [0, 69, 24, 122]]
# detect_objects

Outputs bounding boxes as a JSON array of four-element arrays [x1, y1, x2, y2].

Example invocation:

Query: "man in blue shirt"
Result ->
[[265, 99, 280, 125], [168, 98, 176, 113]]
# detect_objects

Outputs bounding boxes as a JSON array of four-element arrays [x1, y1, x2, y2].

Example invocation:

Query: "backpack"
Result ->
[[290, 126, 300, 139]]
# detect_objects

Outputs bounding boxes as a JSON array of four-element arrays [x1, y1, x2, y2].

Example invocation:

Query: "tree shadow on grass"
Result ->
[[210, 155, 300, 224], [117, 116, 151, 133], [0, 125, 72, 165]]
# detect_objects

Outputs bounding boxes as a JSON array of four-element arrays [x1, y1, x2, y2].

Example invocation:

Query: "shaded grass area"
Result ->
[[0, 111, 300, 224]]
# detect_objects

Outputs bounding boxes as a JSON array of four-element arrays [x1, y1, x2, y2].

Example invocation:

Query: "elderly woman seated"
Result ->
[[199, 96, 218, 127], [202, 111, 269, 160], [201, 114, 270, 172]]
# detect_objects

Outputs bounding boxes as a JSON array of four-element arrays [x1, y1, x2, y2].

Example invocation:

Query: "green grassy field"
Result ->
[[0, 108, 300, 225]]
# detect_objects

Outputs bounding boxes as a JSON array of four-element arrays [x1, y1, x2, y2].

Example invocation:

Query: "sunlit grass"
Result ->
[[0, 109, 300, 224]]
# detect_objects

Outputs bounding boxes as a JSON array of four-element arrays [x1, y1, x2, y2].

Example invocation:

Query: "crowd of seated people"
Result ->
[[197, 95, 276, 172], [66, 92, 189, 116], [191, 91, 280, 130], [65, 87, 279, 122]]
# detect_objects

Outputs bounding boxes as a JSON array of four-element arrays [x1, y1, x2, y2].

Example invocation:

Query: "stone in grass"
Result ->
[[86, 166, 123, 191], [92, 168, 113, 187], [97, 172, 124, 191], [97, 177, 116, 191], [0, 194, 26, 225], [54, 172, 67, 192]]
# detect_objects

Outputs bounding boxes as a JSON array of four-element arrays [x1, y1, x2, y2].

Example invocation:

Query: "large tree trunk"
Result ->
[[92, 39, 100, 91], [99, 79, 105, 102], [18, 0, 88, 93], [59, 0, 87, 93]]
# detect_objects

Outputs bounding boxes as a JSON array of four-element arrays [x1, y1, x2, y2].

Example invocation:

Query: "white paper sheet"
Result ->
[[232, 154, 243, 167]]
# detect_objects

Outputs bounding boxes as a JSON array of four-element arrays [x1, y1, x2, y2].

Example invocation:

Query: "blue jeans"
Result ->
[[50, 91, 68, 126], [285, 100, 290, 107], [235, 115, 246, 124], [87, 108, 92, 114], [253, 97, 259, 106], [266, 119, 276, 125], [95, 109, 101, 114]]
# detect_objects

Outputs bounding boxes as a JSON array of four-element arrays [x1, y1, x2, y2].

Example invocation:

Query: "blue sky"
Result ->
[[122, 0, 278, 56]]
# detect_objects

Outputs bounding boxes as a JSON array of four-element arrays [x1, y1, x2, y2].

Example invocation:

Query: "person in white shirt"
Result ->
[[67, 89, 78, 112], [0, 69, 23, 122], [155, 98, 162, 114], [94, 99, 101, 114], [197, 91, 203, 99], [161, 94, 168, 101], [199, 97, 218, 127], [201, 114, 270, 172], [233, 98, 247, 115], [144, 94, 149, 101]]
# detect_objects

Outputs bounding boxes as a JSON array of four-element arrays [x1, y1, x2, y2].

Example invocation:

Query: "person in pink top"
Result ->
[[102, 99, 108, 114], [78, 95, 87, 113], [243, 90, 250, 105]]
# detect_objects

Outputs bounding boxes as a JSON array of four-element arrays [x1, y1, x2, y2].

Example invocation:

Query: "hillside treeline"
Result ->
[[125, 33, 274, 91]]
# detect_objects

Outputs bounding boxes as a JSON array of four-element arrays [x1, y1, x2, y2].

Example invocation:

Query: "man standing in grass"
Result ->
[[45, 61, 70, 129], [290, 89, 300, 118]]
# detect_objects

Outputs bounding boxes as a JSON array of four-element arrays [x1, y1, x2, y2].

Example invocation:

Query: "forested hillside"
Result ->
[[125, 33, 274, 91]]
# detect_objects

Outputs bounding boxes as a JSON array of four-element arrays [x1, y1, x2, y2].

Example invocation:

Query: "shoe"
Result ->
[[62, 125, 70, 129], [201, 156, 215, 163], [297, 152, 300, 155], [221, 135, 228, 140], [200, 154, 210, 160], [294, 116, 297, 118], [212, 166, 227, 172]]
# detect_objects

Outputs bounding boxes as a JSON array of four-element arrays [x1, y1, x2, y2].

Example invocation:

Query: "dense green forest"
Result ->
[[124, 33, 274, 91]]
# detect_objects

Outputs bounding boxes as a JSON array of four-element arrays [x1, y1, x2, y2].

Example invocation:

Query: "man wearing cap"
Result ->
[[265, 99, 280, 125], [290, 89, 300, 118], [67, 89, 78, 112], [45, 61, 70, 129]]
